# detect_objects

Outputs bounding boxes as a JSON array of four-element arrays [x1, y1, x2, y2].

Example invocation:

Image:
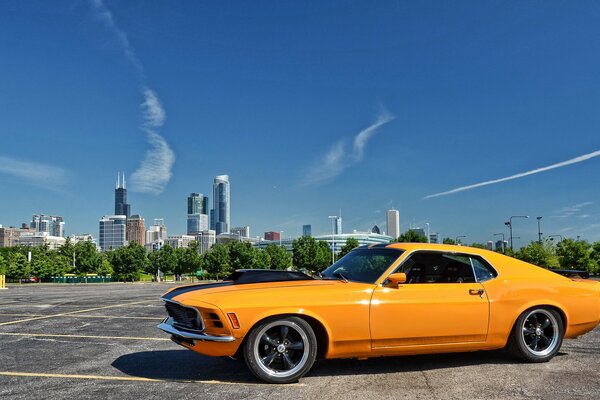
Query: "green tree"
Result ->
[[589, 241, 600, 275], [203, 243, 231, 279], [228, 241, 259, 270], [264, 244, 292, 270], [469, 242, 488, 249], [0, 254, 7, 275], [292, 236, 331, 274], [556, 239, 593, 272], [254, 248, 272, 269], [175, 243, 203, 279], [397, 231, 428, 243], [6, 252, 30, 280], [515, 241, 559, 268], [73, 240, 102, 275], [442, 238, 456, 245], [110, 243, 148, 281], [339, 238, 360, 258]]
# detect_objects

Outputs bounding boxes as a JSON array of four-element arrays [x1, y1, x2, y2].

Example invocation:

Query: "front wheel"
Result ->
[[243, 316, 317, 384], [507, 307, 564, 362]]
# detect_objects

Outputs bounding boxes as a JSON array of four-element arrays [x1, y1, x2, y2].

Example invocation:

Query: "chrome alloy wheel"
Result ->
[[521, 309, 559, 357], [253, 320, 310, 378]]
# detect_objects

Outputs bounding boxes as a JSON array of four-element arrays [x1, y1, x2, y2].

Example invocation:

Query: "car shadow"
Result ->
[[112, 348, 533, 383]]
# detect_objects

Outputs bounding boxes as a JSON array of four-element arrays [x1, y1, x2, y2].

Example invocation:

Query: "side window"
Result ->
[[470, 257, 497, 282], [400, 252, 476, 284]]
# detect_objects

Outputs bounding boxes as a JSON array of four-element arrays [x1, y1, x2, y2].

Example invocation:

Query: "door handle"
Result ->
[[469, 289, 484, 296]]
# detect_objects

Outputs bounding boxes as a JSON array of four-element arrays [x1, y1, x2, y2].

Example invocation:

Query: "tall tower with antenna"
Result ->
[[115, 171, 131, 218]]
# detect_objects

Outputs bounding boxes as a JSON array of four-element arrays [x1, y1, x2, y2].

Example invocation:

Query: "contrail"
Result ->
[[424, 149, 600, 199]]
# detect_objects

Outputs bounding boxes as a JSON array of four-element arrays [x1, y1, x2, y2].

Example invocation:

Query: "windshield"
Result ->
[[321, 248, 404, 284]]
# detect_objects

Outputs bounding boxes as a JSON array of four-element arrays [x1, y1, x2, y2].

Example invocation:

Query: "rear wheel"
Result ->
[[507, 307, 563, 362], [243, 316, 317, 384]]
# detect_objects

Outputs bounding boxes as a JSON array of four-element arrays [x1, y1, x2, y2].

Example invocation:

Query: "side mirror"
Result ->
[[387, 272, 407, 288]]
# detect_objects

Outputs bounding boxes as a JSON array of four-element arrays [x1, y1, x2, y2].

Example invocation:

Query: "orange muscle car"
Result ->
[[158, 243, 600, 383]]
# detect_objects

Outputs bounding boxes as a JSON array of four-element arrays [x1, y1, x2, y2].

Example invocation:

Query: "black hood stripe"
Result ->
[[161, 281, 234, 300]]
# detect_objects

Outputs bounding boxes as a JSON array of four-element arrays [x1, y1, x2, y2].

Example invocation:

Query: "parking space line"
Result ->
[[0, 332, 170, 341], [0, 314, 162, 321], [0, 371, 305, 386], [0, 300, 157, 326]]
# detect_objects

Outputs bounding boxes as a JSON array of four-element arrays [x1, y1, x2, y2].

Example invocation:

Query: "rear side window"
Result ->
[[470, 257, 497, 282]]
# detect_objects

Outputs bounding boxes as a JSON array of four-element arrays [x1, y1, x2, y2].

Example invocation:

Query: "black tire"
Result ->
[[243, 316, 317, 384], [506, 307, 564, 362]]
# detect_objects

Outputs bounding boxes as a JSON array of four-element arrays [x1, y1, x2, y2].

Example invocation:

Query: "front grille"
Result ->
[[164, 301, 203, 331]]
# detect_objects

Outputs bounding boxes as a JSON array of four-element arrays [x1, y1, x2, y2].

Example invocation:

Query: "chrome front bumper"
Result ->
[[158, 317, 235, 343]]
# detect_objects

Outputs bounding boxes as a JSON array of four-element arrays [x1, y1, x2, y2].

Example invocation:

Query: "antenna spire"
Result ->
[[122, 172, 126, 189], [117, 172, 120, 189]]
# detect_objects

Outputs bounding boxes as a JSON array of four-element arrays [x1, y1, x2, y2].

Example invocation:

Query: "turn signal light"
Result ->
[[227, 312, 240, 329]]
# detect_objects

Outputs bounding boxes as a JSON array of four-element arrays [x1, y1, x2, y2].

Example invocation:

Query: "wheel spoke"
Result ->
[[261, 351, 278, 367], [529, 314, 539, 325], [282, 353, 296, 370], [530, 335, 540, 350], [287, 340, 304, 350], [540, 334, 552, 345], [523, 326, 535, 335], [280, 325, 289, 342], [541, 318, 552, 329], [260, 333, 278, 347]]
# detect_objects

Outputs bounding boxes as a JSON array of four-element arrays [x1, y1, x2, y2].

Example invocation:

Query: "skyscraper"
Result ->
[[99, 215, 127, 251], [115, 172, 131, 218], [386, 209, 400, 239], [31, 214, 65, 237], [334, 217, 342, 235], [211, 175, 230, 235], [126, 215, 146, 246], [302, 224, 312, 237], [187, 193, 209, 235]]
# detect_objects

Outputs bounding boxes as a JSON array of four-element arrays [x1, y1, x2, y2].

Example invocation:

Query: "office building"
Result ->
[[165, 235, 196, 249], [127, 215, 146, 246], [31, 214, 65, 237], [16, 232, 66, 250], [264, 231, 281, 241], [409, 228, 427, 240], [211, 175, 230, 234], [495, 240, 508, 252], [99, 215, 127, 251], [146, 218, 167, 244], [0, 225, 35, 247], [187, 193, 208, 215], [187, 213, 209, 235], [231, 226, 250, 238], [195, 230, 216, 254], [429, 232, 439, 244], [371, 225, 381, 234], [302, 224, 312, 237], [334, 216, 342, 235], [114, 172, 131, 218], [386, 209, 400, 239]]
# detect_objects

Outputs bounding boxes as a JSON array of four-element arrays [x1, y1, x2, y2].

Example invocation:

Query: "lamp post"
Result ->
[[455, 235, 466, 244], [506, 215, 529, 250], [279, 231, 283, 247], [493, 233, 505, 253], [536, 216, 543, 244], [328, 216, 337, 265], [425, 223, 430, 243], [549, 235, 563, 242]]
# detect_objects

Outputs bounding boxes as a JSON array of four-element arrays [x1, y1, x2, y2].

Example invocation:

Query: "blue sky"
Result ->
[[1, 0, 600, 246]]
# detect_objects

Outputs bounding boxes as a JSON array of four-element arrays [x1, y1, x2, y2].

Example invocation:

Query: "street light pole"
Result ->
[[493, 233, 505, 253], [455, 235, 466, 244], [507, 215, 529, 250], [536, 216, 543, 244], [425, 223, 430, 243], [279, 231, 283, 247], [549, 235, 563, 242], [328, 216, 337, 265]]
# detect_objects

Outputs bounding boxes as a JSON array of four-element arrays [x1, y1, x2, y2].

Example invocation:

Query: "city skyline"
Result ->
[[1, 2, 600, 245]]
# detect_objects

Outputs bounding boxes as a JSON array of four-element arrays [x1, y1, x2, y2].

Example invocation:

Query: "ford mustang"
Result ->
[[158, 243, 600, 383]]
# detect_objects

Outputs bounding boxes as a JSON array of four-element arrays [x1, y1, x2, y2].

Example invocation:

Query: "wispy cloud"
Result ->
[[424, 149, 600, 199], [90, 0, 143, 74], [141, 87, 166, 129], [0, 156, 69, 189], [90, 0, 174, 194], [130, 132, 175, 195], [302, 109, 395, 186], [550, 201, 593, 218]]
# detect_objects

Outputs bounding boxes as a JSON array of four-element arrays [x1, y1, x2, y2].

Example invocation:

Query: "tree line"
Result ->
[[1, 234, 597, 282]]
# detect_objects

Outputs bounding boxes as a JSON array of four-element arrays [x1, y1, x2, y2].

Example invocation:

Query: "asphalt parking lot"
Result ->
[[0, 284, 599, 400]]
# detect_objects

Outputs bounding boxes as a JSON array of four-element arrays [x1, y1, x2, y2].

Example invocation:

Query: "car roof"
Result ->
[[361, 242, 493, 256]]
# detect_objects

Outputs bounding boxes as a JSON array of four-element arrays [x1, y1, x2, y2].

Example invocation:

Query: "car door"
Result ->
[[370, 251, 489, 348]]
